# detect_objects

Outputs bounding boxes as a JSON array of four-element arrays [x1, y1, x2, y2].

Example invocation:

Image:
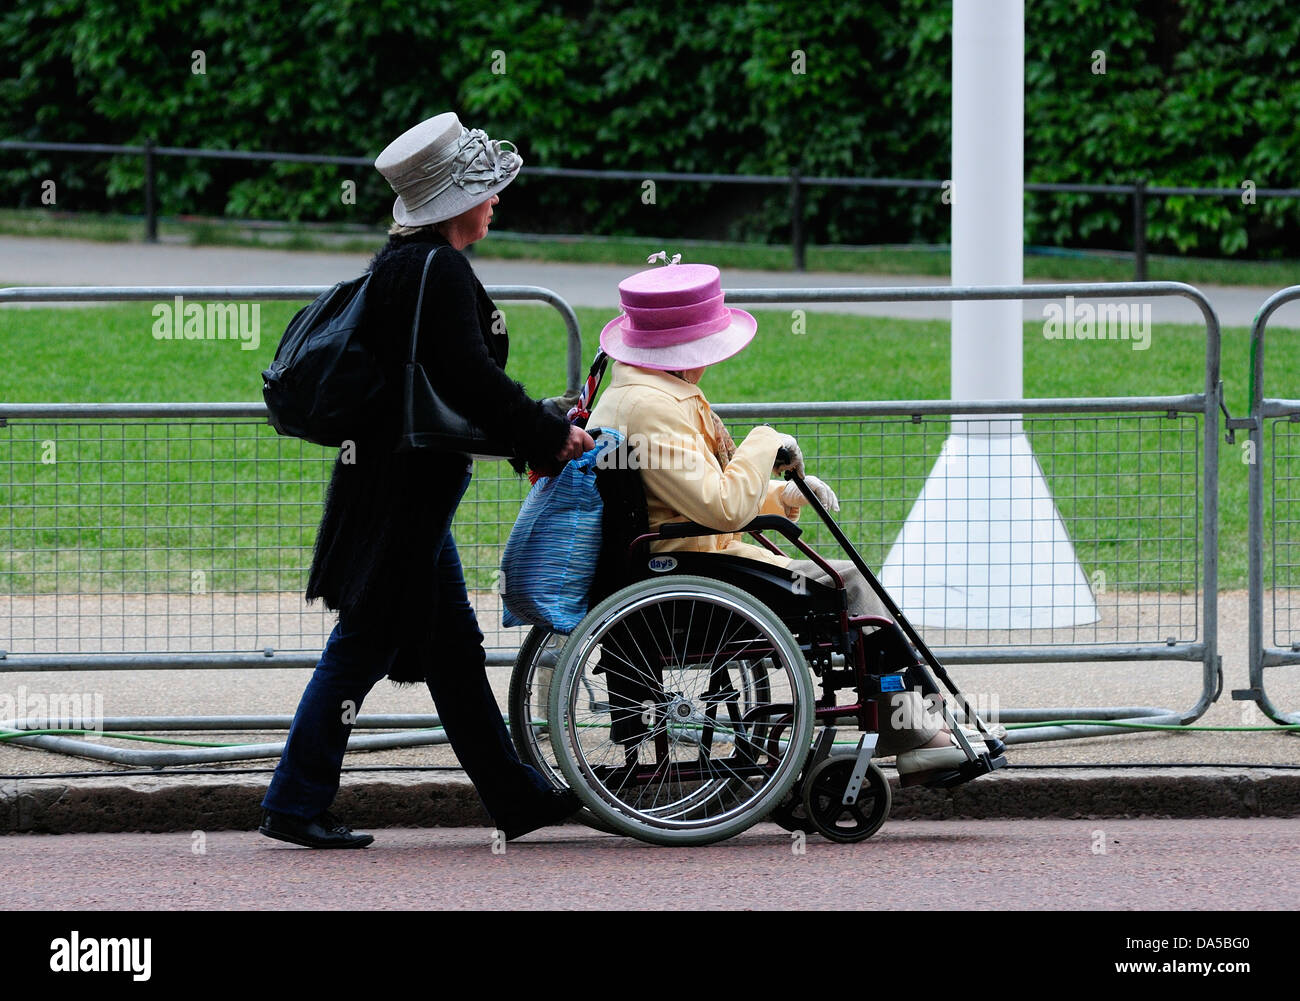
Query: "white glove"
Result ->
[[771, 432, 804, 477], [541, 393, 581, 421], [779, 474, 839, 512]]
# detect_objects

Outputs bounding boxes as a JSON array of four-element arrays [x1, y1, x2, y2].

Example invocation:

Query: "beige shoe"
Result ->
[[962, 722, 1007, 741], [875, 724, 998, 758]]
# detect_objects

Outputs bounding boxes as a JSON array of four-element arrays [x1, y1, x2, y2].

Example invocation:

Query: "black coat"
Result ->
[[304, 229, 571, 682]]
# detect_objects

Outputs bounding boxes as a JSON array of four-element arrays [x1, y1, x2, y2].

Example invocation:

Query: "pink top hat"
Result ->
[[599, 263, 756, 371]]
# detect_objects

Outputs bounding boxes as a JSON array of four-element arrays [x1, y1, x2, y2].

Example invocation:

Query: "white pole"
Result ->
[[881, 0, 1098, 630], [951, 0, 1023, 404]]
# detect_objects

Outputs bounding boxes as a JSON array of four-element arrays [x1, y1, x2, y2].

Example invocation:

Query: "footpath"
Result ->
[[2, 234, 1299, 327]]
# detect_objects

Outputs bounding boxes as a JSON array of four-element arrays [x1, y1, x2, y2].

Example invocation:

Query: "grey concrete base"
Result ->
[[3, 769, 1299, 835]]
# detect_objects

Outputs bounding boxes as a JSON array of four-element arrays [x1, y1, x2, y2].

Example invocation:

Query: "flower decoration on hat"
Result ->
[[449, 128, 520, 194], [646, 251, 682, 266]]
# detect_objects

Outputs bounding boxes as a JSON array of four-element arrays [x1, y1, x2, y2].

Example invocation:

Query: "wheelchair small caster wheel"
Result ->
[[769, 786, 818, 834], [801, 755, 891, 843]]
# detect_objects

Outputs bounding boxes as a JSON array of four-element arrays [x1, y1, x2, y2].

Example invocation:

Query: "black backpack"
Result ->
[[261, 270, 389, 448]]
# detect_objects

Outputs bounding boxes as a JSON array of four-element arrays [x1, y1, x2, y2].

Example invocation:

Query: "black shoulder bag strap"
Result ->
[[397, 246, 512, 457], [407, 245, 442, 367]]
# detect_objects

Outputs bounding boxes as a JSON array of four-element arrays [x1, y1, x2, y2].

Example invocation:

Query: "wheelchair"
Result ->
[[506, 441, 1006, 847]]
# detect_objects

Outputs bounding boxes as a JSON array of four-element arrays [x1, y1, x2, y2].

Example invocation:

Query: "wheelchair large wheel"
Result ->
[[548, 574, 815, 846], [507, 626, 620, 835], [507, 626, 566, 787]]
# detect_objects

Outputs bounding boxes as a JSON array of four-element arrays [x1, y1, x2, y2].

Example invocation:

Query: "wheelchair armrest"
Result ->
[[656, 515, 803, 542]]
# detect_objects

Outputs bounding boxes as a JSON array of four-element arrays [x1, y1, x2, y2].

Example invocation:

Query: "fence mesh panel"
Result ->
[[723, 412, 1199, 649], [1269, 417, 1300, 649], [0, 419, 336, 655], [0, 410, 1201, 658]]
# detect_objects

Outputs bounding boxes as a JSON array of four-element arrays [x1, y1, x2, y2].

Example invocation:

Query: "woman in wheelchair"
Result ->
[[584, 260, 1004, 789]]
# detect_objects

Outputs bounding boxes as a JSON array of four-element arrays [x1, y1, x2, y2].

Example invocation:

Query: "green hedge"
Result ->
[[3, 0, 1298, 255]]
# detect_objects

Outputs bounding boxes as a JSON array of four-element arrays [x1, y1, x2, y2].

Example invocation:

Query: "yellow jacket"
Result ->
[[584, 362, 796, 567]]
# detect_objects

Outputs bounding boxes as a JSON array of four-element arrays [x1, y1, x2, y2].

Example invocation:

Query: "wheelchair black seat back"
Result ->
[[506, 427, 1006, 846]]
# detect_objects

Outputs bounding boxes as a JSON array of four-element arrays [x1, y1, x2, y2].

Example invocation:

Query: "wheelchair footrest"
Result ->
[[924, 753, 1007, 790]]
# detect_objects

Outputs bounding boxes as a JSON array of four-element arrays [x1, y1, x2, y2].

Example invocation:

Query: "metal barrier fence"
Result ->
[[0, 281, 1222, 760], [1241, 286, 1300, 725], [0, 284, 578, 680]]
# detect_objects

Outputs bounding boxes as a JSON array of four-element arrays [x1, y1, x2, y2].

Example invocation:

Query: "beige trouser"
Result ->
[[785, 557, 943, 756]]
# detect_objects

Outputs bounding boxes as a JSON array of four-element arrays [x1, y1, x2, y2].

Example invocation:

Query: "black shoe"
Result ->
[[496, 789, 582, 842], [259, 809, 375, 849]]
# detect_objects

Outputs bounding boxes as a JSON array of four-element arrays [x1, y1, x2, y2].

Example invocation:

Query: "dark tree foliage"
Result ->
[[2, 0, 1296, 256]]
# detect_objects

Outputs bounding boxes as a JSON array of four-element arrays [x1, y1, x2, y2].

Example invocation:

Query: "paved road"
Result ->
[[1, 235, 1296, 328], [1, 819, 1295, 910]]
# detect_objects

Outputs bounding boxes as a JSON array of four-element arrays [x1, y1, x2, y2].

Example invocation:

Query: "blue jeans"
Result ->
[[262, 466, 552, 824]]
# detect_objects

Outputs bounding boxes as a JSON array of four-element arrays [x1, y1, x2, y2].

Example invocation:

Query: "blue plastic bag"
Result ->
[[501, 428, 622, 633]]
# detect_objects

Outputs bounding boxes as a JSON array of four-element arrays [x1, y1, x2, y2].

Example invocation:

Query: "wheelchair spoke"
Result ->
[[600, 624, 663, 691], [598, 633, 645, 681]]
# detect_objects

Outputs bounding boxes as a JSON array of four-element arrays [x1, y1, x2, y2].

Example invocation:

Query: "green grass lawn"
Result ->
[[0, 301, 1279, 593]]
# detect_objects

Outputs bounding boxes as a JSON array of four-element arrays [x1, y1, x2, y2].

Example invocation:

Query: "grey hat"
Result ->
[[375, 112, 523, 227]]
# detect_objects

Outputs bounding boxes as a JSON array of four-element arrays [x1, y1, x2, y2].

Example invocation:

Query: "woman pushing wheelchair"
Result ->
[[583, 257, 1006, 789]]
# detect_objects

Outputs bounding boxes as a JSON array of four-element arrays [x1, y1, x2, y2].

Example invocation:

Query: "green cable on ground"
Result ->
[[522, 717, 1300, 736], [1004, 720, 1300, 732]]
